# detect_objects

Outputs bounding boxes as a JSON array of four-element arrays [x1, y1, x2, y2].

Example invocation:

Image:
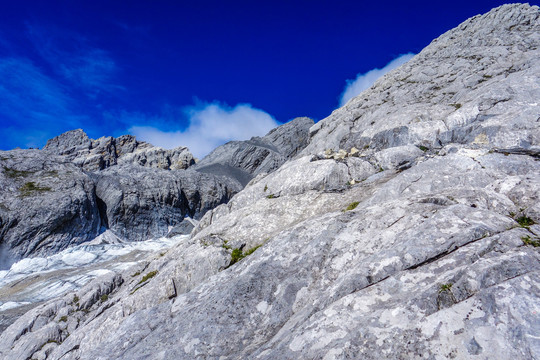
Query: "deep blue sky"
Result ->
[[0, 0, 537, 155]]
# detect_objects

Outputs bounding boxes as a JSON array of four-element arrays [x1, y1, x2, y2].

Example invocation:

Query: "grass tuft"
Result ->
[[19, 181, 51, 197], [522, 235, 540, 247], [343, 201, 359, 212], [516, 216, 535, 228], [227, 244, 263, 268], [439, 283, 453, 293], [137, 270, 158, 285]]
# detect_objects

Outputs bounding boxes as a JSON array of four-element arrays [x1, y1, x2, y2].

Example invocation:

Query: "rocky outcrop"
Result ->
[[1, 119, 312, 261], [0, 150, 101, 262], [194, 117, 314, 185], [0, 134, 239, 261], [93, 165, 241, 241], [2, 4, 540, 360], [44, 130, 195, 171], [302, 3, 540, 160]]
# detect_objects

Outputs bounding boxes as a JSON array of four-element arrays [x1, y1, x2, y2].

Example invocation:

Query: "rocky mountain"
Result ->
[[0, 133, 229, 262], [1, 3, 540, 359], [0, 119, 312, 263], [0, 150, 101, 261]]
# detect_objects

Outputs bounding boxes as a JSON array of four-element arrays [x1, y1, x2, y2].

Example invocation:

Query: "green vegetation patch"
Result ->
[[137, 270, 158, 285], [439, 283, 453, 293], [131, 270, 159, 294], [266, 194, 276, 199], [516, 215, 535, 228], [19, 181, 52, 197], [3, 166, 33, 178], [230, 248, 244, 266], [417, 145, 429, 152], [522, 235, 540, 247], [449, 103, 462, 110], [227, 244, 263, 268], [59, 316, 68, 322], [343, 201, 360, 212], [100, 294, 109, 302]]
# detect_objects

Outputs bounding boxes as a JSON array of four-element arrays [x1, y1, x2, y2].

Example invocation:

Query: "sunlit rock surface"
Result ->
[[0, 150, 101, 261], [1, 4, 540, 360]]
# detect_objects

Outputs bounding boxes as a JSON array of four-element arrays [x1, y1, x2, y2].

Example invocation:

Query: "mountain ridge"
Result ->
[[1, 3, 540, 359]]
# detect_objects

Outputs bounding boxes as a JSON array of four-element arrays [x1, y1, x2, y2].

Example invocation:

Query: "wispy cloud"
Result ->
[[127, 102, 279, 158], [0, 24, 124, 150], [339, 53, 415, 107], [25, 23, 122, 97], [0, 57, 84, 148]]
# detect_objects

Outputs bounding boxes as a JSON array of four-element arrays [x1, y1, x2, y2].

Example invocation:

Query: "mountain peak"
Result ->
[[303, 2, 540, 156]]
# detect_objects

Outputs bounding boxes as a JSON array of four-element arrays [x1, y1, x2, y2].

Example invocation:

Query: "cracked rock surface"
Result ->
[[0, 131, 240, 261], [1, 4, 540, 360]]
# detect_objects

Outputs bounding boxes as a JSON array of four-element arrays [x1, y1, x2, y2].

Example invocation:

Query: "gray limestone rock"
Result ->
[[2, 4, 540, 360], [0, 150, 101, 263], [44, 130, 195, 172], [93, 165, 242, 241], [166, 218, 197, 238], [117, 146, 194, 170], [302, 3, 540, 160], [42, 129, 92, 156]]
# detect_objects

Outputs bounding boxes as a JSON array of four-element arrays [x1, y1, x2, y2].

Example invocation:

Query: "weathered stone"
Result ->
[[93, 166, 242, 241], [165, 279, 177, 299], [0, 150, 101, 262], [45, 130, 195, 172], [166, 218, 197, 238], [2, 4, 540, 360]]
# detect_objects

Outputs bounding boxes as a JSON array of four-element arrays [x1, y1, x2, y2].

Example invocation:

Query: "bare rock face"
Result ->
[[93, 165, 242, 241], [2, 4, 540, 360], [0, 150, 101, 263], [42, 129, 92, 156], [194, 117, 314, 185], [302, 3, 540, 159], [44, 130, 195, 171], [0, 130, 238, 261]]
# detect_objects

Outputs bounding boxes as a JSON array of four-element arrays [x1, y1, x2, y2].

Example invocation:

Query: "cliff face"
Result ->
[[1, 4, 540, 360], [0, 132, 237, 261], [0, 118, 313, 261]]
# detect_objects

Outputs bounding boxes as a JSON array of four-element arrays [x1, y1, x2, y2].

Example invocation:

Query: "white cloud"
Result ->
[[339, 53, 415, 107], [129, 102, 279, 158]]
